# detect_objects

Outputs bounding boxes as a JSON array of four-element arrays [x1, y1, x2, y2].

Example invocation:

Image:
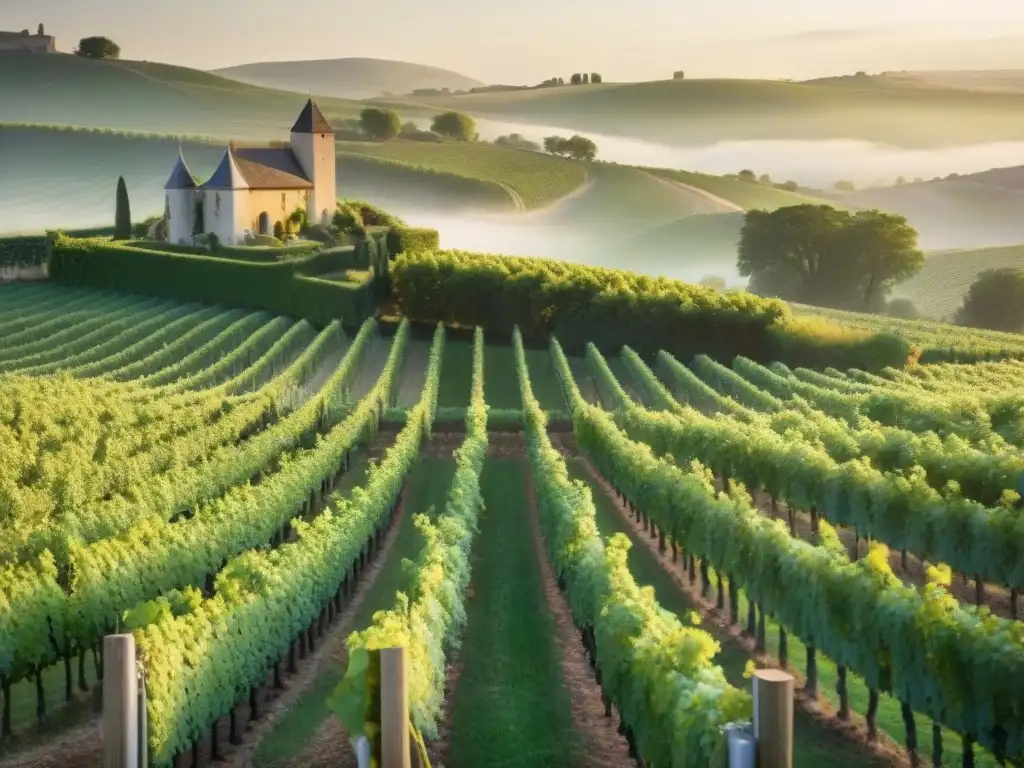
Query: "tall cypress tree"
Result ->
[[114, 176, 132, 240]]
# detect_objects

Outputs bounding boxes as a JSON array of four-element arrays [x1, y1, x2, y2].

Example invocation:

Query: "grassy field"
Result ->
[[338, 140, 586, 210], [891, 244, 1024, 320], [0, 53, 405, 139], [253, 456, 456, 766], [841, 177, 1024, 251], [437, 339, 474, 409], [214, 58, 482, 100], [0, 125, 537, 233], [482, 342, 522, 410], [523, 347, 567, 414], [386, 77, 1024, 147], [447, 457, 583, 768], [645, 167, 842, 211]]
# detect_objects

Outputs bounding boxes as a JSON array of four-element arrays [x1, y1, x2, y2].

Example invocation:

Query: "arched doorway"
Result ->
[[258, 212, 270, 235]]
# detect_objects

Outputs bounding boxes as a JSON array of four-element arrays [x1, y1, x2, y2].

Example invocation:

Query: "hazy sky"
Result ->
[[6, 1, 1024, 82]]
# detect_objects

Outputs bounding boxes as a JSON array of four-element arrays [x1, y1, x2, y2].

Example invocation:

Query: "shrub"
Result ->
[[49, 237, 375, 327], [272, 221, 284, 239], [244, 233, 282, 247], [430, 111, 476, 141], [359, 107, 402, 141], [386, 227, 440, 255]]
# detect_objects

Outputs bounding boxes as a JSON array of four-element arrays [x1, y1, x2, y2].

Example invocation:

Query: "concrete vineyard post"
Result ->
[[103, 634, 139, 768], [753, 669, 794, 768], [380, 646, 411, 768]]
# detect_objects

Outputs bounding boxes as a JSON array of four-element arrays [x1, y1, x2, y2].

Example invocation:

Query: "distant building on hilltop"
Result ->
[[164, 99, 336, 246], [0, 26, 56, 53]]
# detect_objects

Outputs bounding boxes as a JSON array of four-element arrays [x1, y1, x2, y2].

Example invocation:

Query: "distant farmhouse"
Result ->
[[0, 25, 56, 54], [165, 99, 336, 246]]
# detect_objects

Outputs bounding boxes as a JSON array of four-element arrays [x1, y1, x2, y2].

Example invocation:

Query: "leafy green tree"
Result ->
[[956, 268, 1024, 331], [673, 70, 685, 79], [582, 73, 590, 84], [543, 136, 565, 155], [114, 176, 132, 240], [839, 209, 923, 308], [737, 169, 757, 183], [570, 73, 583, 85], [359, 107, 401, 140], [75, 36, 121, 59], [430, 111, 476, 141], [562, 134, 598, 161], [37, 23, 44, 36], [591, 72, 602, 83], [738, 204, 922, 309]]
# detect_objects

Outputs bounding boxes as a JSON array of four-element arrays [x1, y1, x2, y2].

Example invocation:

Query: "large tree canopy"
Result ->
[[358, 107, 401, 140], [430, 111, 476, 141], [956, 268, 1024, 332], [75, 36, 121, 59], [738, 204, 922, 310]]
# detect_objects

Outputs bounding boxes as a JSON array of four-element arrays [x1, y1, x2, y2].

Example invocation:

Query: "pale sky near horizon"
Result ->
[[5, 1, 1024, 82]]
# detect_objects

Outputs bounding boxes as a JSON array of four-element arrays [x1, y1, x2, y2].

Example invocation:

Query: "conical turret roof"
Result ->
[[164, 148, 196, 190], [290, 98, 333, 134], [201, 145, 250, 190]]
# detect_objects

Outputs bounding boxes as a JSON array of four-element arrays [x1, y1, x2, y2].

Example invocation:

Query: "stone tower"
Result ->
[[289, 99, 336, 226]]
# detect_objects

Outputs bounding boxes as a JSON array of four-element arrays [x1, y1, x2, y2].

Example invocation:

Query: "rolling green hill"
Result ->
[[0, 52, 435, 139], [213, 57, 482, 100], [841, 176, 1024, 250], [1, 125, 580, 233], [387, 77, 1024, 147], [643, 168, 840, 211], [336, 140, 586, 210], [891, 244, 1024, 320]]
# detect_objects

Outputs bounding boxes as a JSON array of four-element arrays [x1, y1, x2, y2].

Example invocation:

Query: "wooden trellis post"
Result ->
[[103, 634, 139, 768], [753, 669, 794, 768]]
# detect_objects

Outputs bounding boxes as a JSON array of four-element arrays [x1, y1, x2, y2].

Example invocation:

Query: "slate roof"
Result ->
[[291, 99, 333, 134], [164, 149, 197, 190], [233, 147, 313, 189], [200, 147, 249, 190]]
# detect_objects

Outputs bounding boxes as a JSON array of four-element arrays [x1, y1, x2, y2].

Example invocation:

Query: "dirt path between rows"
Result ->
[[230, 477, 412, 768], [552, 435, 907, 768], [523, 456, 634, 768]]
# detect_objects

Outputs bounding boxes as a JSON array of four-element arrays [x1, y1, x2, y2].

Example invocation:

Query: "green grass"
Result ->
[[523, 347, 568, 414], [482, 342, 522, 410], [337, 140, 587, 210], [892, 243, 1024, 320], [386, 77, 1024, 147], [644, 167, 842, 211], [437, 339, 474, 409], [0, 53, 394, 139], [447, 457, 582, 768], [0, 125, 514, 235], [212, 58, 482, 101], [843, 178, 1024, 254], [253, 456, 456, 766], [568, 459, 884, 768]]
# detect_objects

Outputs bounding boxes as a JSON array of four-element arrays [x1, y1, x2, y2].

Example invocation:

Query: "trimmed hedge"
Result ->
[[387, 226, 440, 255], [391, 249, 912, 371], [49, 236, 375, 327], [127, 239, 323, 263]]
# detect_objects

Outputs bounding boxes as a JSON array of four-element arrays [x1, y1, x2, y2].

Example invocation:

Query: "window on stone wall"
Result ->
[[281, 193, 286, 210]]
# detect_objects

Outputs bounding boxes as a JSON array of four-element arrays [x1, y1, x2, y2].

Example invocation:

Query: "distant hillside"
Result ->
[[892, 244, 1024, 320], [876, 70, 1024, 95], [0, 125, 539, 234], [841, 171, 1024, 250], [387, 77, 1024, 147], [0, 52, 435, 139], [213, 58, 483, 100]]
